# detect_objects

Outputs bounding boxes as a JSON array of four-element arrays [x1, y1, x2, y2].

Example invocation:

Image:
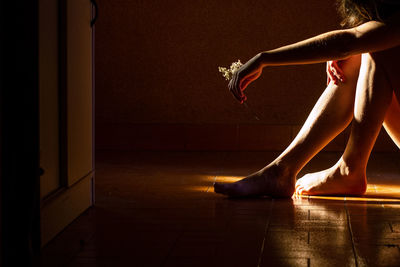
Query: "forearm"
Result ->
[[259, 19, 400, 67]]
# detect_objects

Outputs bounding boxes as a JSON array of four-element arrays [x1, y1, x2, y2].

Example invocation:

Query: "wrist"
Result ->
[[258, 51, 270, 67]]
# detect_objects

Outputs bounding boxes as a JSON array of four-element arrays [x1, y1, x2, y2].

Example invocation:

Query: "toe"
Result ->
[[296, 186, 306, 195], [295, 178, 304, 189], [295, 186, 301, 194], [295, 184, 303, 193], [295, 182, 301, 189], [298, 188, 304, 195], [299, 187, 310, 195]]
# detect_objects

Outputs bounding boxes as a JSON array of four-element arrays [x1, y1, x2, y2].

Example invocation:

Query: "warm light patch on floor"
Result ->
[[185, 185, 210, 192], [195, 175, 400, 202], [186, 176, 242, 192], [301, 183, 400, 202]]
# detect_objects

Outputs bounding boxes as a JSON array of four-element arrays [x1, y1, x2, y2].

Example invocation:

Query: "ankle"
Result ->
[[336, 159, 366, 178], [269, 159, 297, 178]]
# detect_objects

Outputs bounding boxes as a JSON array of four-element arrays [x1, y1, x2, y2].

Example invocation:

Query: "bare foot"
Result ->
[[214, 163, 295, 197], [295, 160, 367, 196]]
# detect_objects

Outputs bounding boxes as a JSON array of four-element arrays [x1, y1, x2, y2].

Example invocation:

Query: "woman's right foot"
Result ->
[[214, 163, 295, 198], [295, 160, 367, 196]]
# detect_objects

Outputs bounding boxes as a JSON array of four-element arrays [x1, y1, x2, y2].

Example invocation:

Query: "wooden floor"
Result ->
[[41, 151, 400, 267]]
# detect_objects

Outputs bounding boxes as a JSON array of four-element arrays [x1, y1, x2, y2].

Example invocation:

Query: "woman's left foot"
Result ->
[[214, 163, 295, 198]]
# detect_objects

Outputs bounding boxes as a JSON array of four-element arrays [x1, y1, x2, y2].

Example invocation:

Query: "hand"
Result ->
[[228, 54, 263, 104], [326, 60, 345, 85]]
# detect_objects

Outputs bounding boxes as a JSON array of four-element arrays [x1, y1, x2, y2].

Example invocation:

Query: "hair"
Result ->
[[337, 0, 399, 27]]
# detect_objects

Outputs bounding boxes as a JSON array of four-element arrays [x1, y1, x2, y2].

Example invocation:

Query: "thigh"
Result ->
[[371, 46, 400, 98]]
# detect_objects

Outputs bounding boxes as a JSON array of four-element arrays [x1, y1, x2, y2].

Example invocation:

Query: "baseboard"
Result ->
[[40, 173, 93, 246]]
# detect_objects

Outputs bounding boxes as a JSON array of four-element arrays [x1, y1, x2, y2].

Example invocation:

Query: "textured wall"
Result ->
[[95, 0, 397, 151], [95, 0, 340, 125]]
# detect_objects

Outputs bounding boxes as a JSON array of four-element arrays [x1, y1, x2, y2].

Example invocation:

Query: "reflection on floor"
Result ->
[[41, 151, 400, 267]]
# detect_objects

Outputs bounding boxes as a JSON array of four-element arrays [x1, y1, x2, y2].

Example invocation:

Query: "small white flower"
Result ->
[[218, 60, 243, 81]]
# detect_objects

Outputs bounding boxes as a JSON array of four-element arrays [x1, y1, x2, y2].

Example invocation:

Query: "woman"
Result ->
[[214, 0, 400, 197]]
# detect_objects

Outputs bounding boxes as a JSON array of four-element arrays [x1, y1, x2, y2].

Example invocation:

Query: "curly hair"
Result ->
[[337, 0, 400, 27]]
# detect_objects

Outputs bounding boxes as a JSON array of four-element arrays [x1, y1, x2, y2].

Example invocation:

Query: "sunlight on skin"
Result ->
[[190, 175, 400, 201], [196, 176, 242, 183], [184, 176, 241, 193], [216, 176, 243, 183], [383, 204, 400, 208], [294, 195, 400, 202], [293, 183, 400, 202], [371, 184, 400, 193], [187, 176, 243, 192]]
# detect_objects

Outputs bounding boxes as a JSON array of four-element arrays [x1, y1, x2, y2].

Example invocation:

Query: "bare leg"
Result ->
[[214, 55, 361, 197], [296, 51, 395, 196], [381, 45, 400, 149], [384, 93, 400, 149]]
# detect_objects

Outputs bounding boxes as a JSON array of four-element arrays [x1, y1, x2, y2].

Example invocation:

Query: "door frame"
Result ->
[[0, 0, 41, 266], [40, 0, 94, 247]]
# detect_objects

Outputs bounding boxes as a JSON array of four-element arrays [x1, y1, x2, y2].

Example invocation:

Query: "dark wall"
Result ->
[[96, 0, 340, 125], [95, 0, 397, 151]]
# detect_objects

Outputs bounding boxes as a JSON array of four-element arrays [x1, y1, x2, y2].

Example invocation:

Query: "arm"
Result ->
[[229, 14, 400, 103], [260, 19, 400, 66]]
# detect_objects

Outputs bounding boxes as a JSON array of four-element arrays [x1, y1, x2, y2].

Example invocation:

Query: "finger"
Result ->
[[233, 74, 244, 102], [328, 65, 339, 85], [240, 77, 252, 92], [333, 61, 344, 76], [332, 62, 342, 78], [327, 68, 337, 84], [228, 78, 242, 102], [332, 69, 340, 85], [332, 61, 345, 82], [326, 62, 331, 86], [229, 85, 242, 102], [239, 70, 262, 97], [240, 71, 260, 91], [230, 75, 245, 103], [233, 74, 246, 102]]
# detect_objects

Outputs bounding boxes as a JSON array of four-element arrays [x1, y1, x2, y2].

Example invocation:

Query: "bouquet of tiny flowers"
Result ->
[[218, 60, 243, 81], [218, 59, 260, 120]]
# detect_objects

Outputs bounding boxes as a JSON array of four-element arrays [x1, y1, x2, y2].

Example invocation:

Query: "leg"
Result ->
[[381, 45, 400, 149], [384, 93, 400, 149], [214, 55, 362, 197], [296, 51, 395, 196]]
